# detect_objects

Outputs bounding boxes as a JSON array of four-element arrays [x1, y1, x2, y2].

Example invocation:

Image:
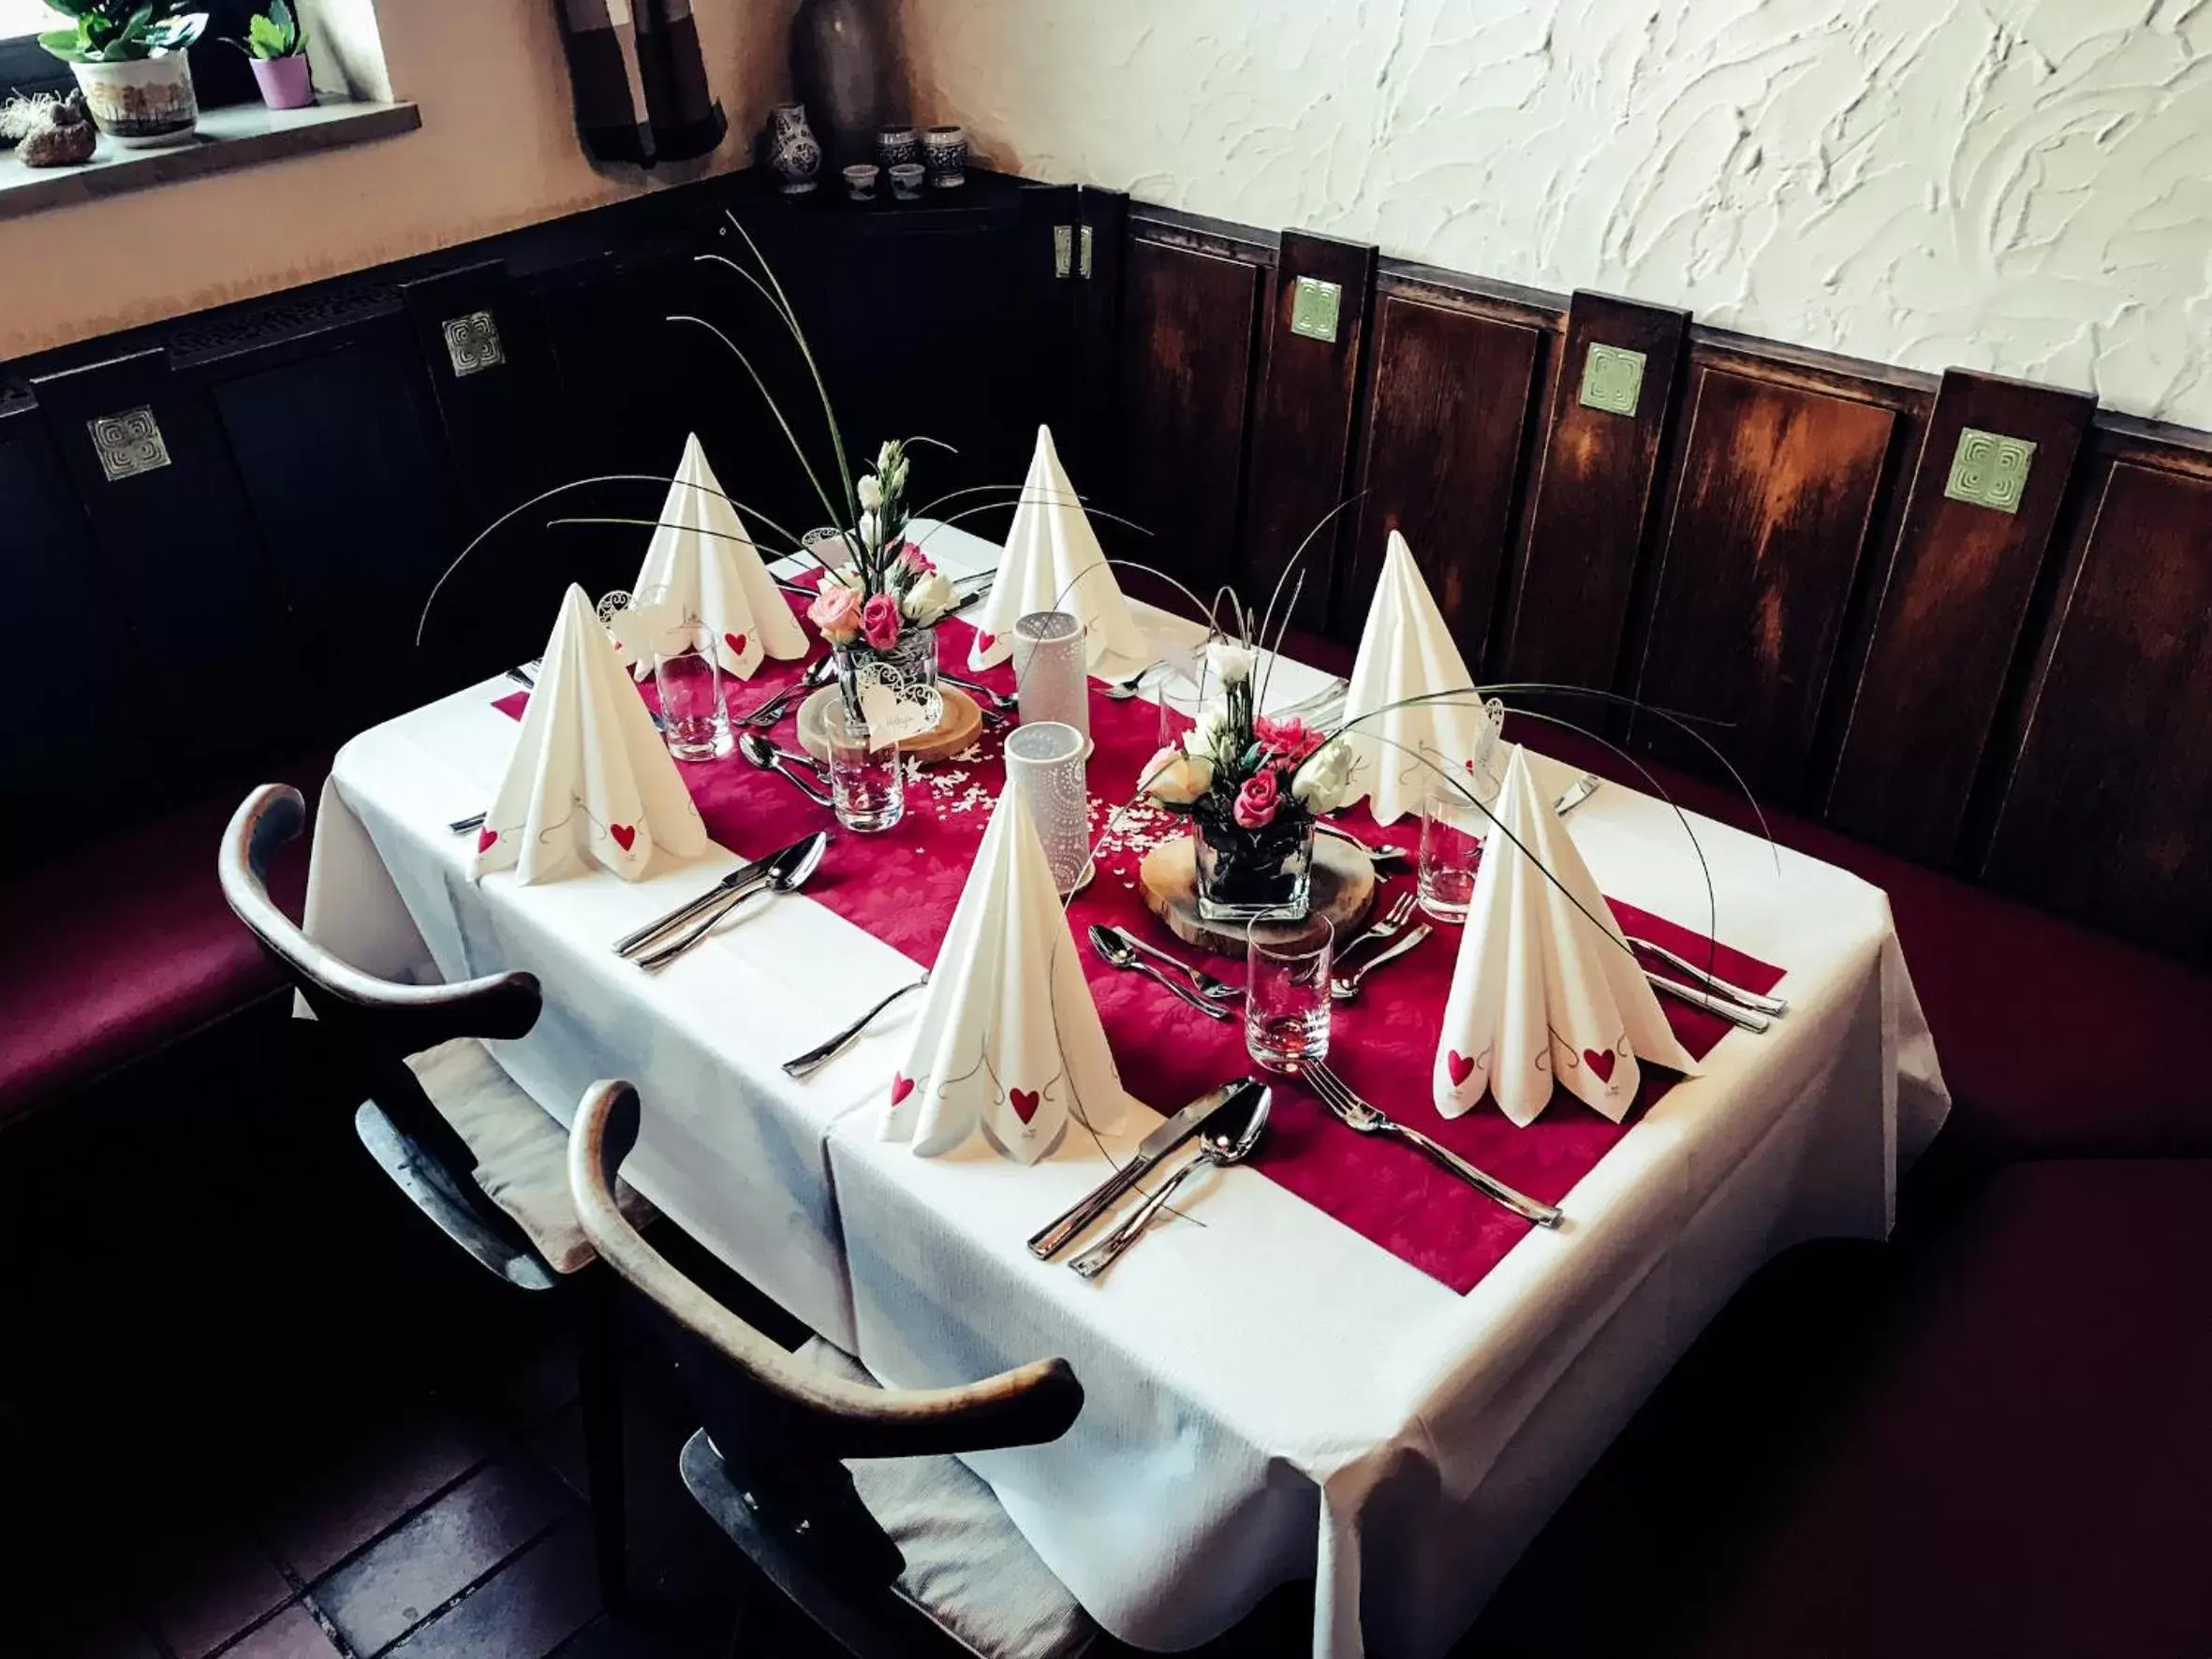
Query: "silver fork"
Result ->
[[1335, 892, 1416, 971], [782, 976, 930, 1077], [735, 658, 835, 728], [1303, 1061, 1564, 1227], [1330, 924, 1431, 1001]]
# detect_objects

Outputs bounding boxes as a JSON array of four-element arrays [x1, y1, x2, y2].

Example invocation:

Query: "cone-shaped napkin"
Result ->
[[880, 783, 1126, 1164], [966, 425, 1148, 677], [1432, 746, 1698, 1125], [1339, 530, 1503, 826], [474, 584, 708, 886], [632, 433, 807, 681]]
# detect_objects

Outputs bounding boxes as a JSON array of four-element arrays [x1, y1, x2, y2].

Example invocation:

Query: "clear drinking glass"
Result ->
[[822, 702, 905, 833], [1418, 780, 1487, 922], [653, 622, 729, 762], [1245, 918, 1334, 1073]]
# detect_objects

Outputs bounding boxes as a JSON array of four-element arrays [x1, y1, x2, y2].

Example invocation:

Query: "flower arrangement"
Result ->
[[803, 439, 963, 654], [1139, 620, 1357, 920]]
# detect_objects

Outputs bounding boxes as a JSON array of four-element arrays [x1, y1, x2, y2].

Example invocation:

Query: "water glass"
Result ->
[[653, 623, 728, 762], [822, 702, 904, 833], [1419, 781, 1487, 923], [1245, 918, 1334, 1073]]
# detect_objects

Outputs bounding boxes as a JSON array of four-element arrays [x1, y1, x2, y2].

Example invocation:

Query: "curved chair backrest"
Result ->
[[219, 784, 544, 1180], [568, 1080, 1084, 1575]]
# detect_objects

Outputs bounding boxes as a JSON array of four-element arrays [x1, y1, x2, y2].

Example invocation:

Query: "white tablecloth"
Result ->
[[305, 521, 1948, 1658]]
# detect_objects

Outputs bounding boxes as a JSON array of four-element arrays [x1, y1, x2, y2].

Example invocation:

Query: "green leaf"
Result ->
[[268, 0, 297, 46], [37, 25, 91, 58]]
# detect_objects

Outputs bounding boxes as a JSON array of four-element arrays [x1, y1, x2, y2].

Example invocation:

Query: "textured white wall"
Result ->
[[904, 0, 2212, 426]]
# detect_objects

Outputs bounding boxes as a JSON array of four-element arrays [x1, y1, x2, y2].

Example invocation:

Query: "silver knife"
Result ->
[[612, 839, 798, 958], [1025, 1079, 1263, 1260]]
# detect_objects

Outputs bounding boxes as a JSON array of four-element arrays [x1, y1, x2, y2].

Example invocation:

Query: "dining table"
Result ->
[[303, 518, 1950, 1659]]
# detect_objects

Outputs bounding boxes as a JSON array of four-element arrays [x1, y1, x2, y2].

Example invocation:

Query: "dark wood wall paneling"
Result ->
[[1978, 422, 2212, 958]]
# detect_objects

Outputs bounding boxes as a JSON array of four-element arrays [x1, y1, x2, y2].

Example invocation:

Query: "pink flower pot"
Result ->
[[251, 55, 314, 110]]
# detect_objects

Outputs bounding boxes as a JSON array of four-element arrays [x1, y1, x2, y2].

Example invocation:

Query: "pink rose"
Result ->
[[1253, 715, 1325, 763], [1232, 768, 1280, 830], [807, 581, 863, 644], [862, 592, 903, 651], [900, 541, 936, 574]]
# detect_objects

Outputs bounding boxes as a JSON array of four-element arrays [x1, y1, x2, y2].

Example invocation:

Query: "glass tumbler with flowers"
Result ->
[[804, 438, 964, 714], [1139, 634, 1356, 923]]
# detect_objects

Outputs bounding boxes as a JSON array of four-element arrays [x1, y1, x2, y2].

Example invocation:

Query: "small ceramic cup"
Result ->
[[843, 163, 880, 201], [875, 124, 920, 170], [887, 162, 926, 200], [922, 124, 967, 187]]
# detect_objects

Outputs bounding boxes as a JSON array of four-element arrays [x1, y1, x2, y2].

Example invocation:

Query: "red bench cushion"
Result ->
[[1679, 1158, 2212, 1658], [0, 768, 322, 1126]]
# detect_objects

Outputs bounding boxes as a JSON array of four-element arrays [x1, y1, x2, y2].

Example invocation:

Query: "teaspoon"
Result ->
[[1070, 1083, 1274, 1277]]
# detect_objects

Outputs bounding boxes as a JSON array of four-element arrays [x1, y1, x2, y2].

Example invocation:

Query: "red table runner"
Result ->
[[496, 602, 1782, 1294]]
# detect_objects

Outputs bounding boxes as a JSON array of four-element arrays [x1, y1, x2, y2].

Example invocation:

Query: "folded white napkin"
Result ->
[[474, 584, 708, 887], [966, 425, 1148, 678], [1432, 745, 1698, 1125], [631, 433, 808, 681], [1339, 530, 1501, 826], [881, 782, 1127, 1164]]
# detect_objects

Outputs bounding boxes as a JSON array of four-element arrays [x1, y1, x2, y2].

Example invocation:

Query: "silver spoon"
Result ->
[[635, 834, 829, 972], [1069, 1083, 1274, 1278], [1087, 926, 1232, 1022], [1099, 925, 1241, 1001], [936, 668, 1018, 712], [737, 730, 833, 807], [1314, 819, 1407, 867], [1100, 663, 1163, 700], [735, 657, 835, 728], [782, 975, 930, 1077]]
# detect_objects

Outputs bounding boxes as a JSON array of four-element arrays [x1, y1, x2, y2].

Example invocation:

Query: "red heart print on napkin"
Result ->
[[724, 632, 747, 657], [976, 632, 996, 653], [1584, 1047, 1616, 1083], [1009, 1087, 1040, 1123], [1447, 1050, 1476, 1087], [476, 828, 497, 854], [609, 823, 638, 854], [889, 1073, 915, 1108]]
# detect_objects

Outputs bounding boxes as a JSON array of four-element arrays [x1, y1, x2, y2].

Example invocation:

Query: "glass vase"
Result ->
[[833, 622, 938, 713], [1194, 815, 1315, 924]]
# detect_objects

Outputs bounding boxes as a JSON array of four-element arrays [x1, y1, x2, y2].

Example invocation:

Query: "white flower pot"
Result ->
[[71, 53, 199, 148]]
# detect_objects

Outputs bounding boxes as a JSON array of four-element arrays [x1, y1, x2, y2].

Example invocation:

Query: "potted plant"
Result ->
[[228, 0, 311, 110], [37, 1, 207, 147]]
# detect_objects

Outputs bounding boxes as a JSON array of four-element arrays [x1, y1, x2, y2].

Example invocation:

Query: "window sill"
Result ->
[[0, 98, 420, 222]]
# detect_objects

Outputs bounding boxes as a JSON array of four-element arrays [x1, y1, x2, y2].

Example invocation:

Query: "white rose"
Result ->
[[1140, 746, 1214, 806], [1206, 639, 1255, 685], [1290, 739, 1354, 814], [858, 508, 880, 551], [856, 474, 883, 511], [901, 569, 956, 621]]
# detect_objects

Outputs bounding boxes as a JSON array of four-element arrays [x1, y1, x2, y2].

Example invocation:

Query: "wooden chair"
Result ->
[[567, 1079, 1099, 1659], [218, 783, 653, 1608]]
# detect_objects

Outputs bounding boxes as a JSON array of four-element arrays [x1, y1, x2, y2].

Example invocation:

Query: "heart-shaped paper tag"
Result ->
[[1009, 1087, 1040, 1123], [1584, 1047, 1616, 1083], [851, 661, 944, 745], [609, 823, 638, 854]]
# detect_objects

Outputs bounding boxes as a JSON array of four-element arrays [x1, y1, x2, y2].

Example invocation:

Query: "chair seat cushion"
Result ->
[[0, 758, 327, 1127], [1674, 1158, 2212, 1658], [406, 1038, 655, 1274], [804, 1338, 1098, 1659]]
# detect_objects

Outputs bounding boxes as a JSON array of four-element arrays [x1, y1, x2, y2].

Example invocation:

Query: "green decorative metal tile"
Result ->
[[1943, 428, 2036, 514], [1579, 343, 1646, 418], [1290, 276, 1342, 343]]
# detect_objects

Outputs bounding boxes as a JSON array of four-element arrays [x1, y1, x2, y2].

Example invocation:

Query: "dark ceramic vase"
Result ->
[[789, 0, 904, 169]]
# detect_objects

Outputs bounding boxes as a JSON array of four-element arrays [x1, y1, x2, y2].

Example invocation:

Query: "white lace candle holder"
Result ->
[[1002, 720, 1091, 896], [1012, 610, 1090, 749]]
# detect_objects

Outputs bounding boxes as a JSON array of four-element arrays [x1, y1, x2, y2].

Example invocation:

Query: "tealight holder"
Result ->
[[922, 124, 967, 187], [1003, 721, 1091, 895], [842, 162, 879, 201], [1012, 609, 1089, 750], [888, 162, 926, 200]]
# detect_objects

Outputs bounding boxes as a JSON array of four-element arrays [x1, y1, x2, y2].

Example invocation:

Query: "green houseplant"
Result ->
[[37, 1, 208, 147], [228, 0, 312, 110]]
